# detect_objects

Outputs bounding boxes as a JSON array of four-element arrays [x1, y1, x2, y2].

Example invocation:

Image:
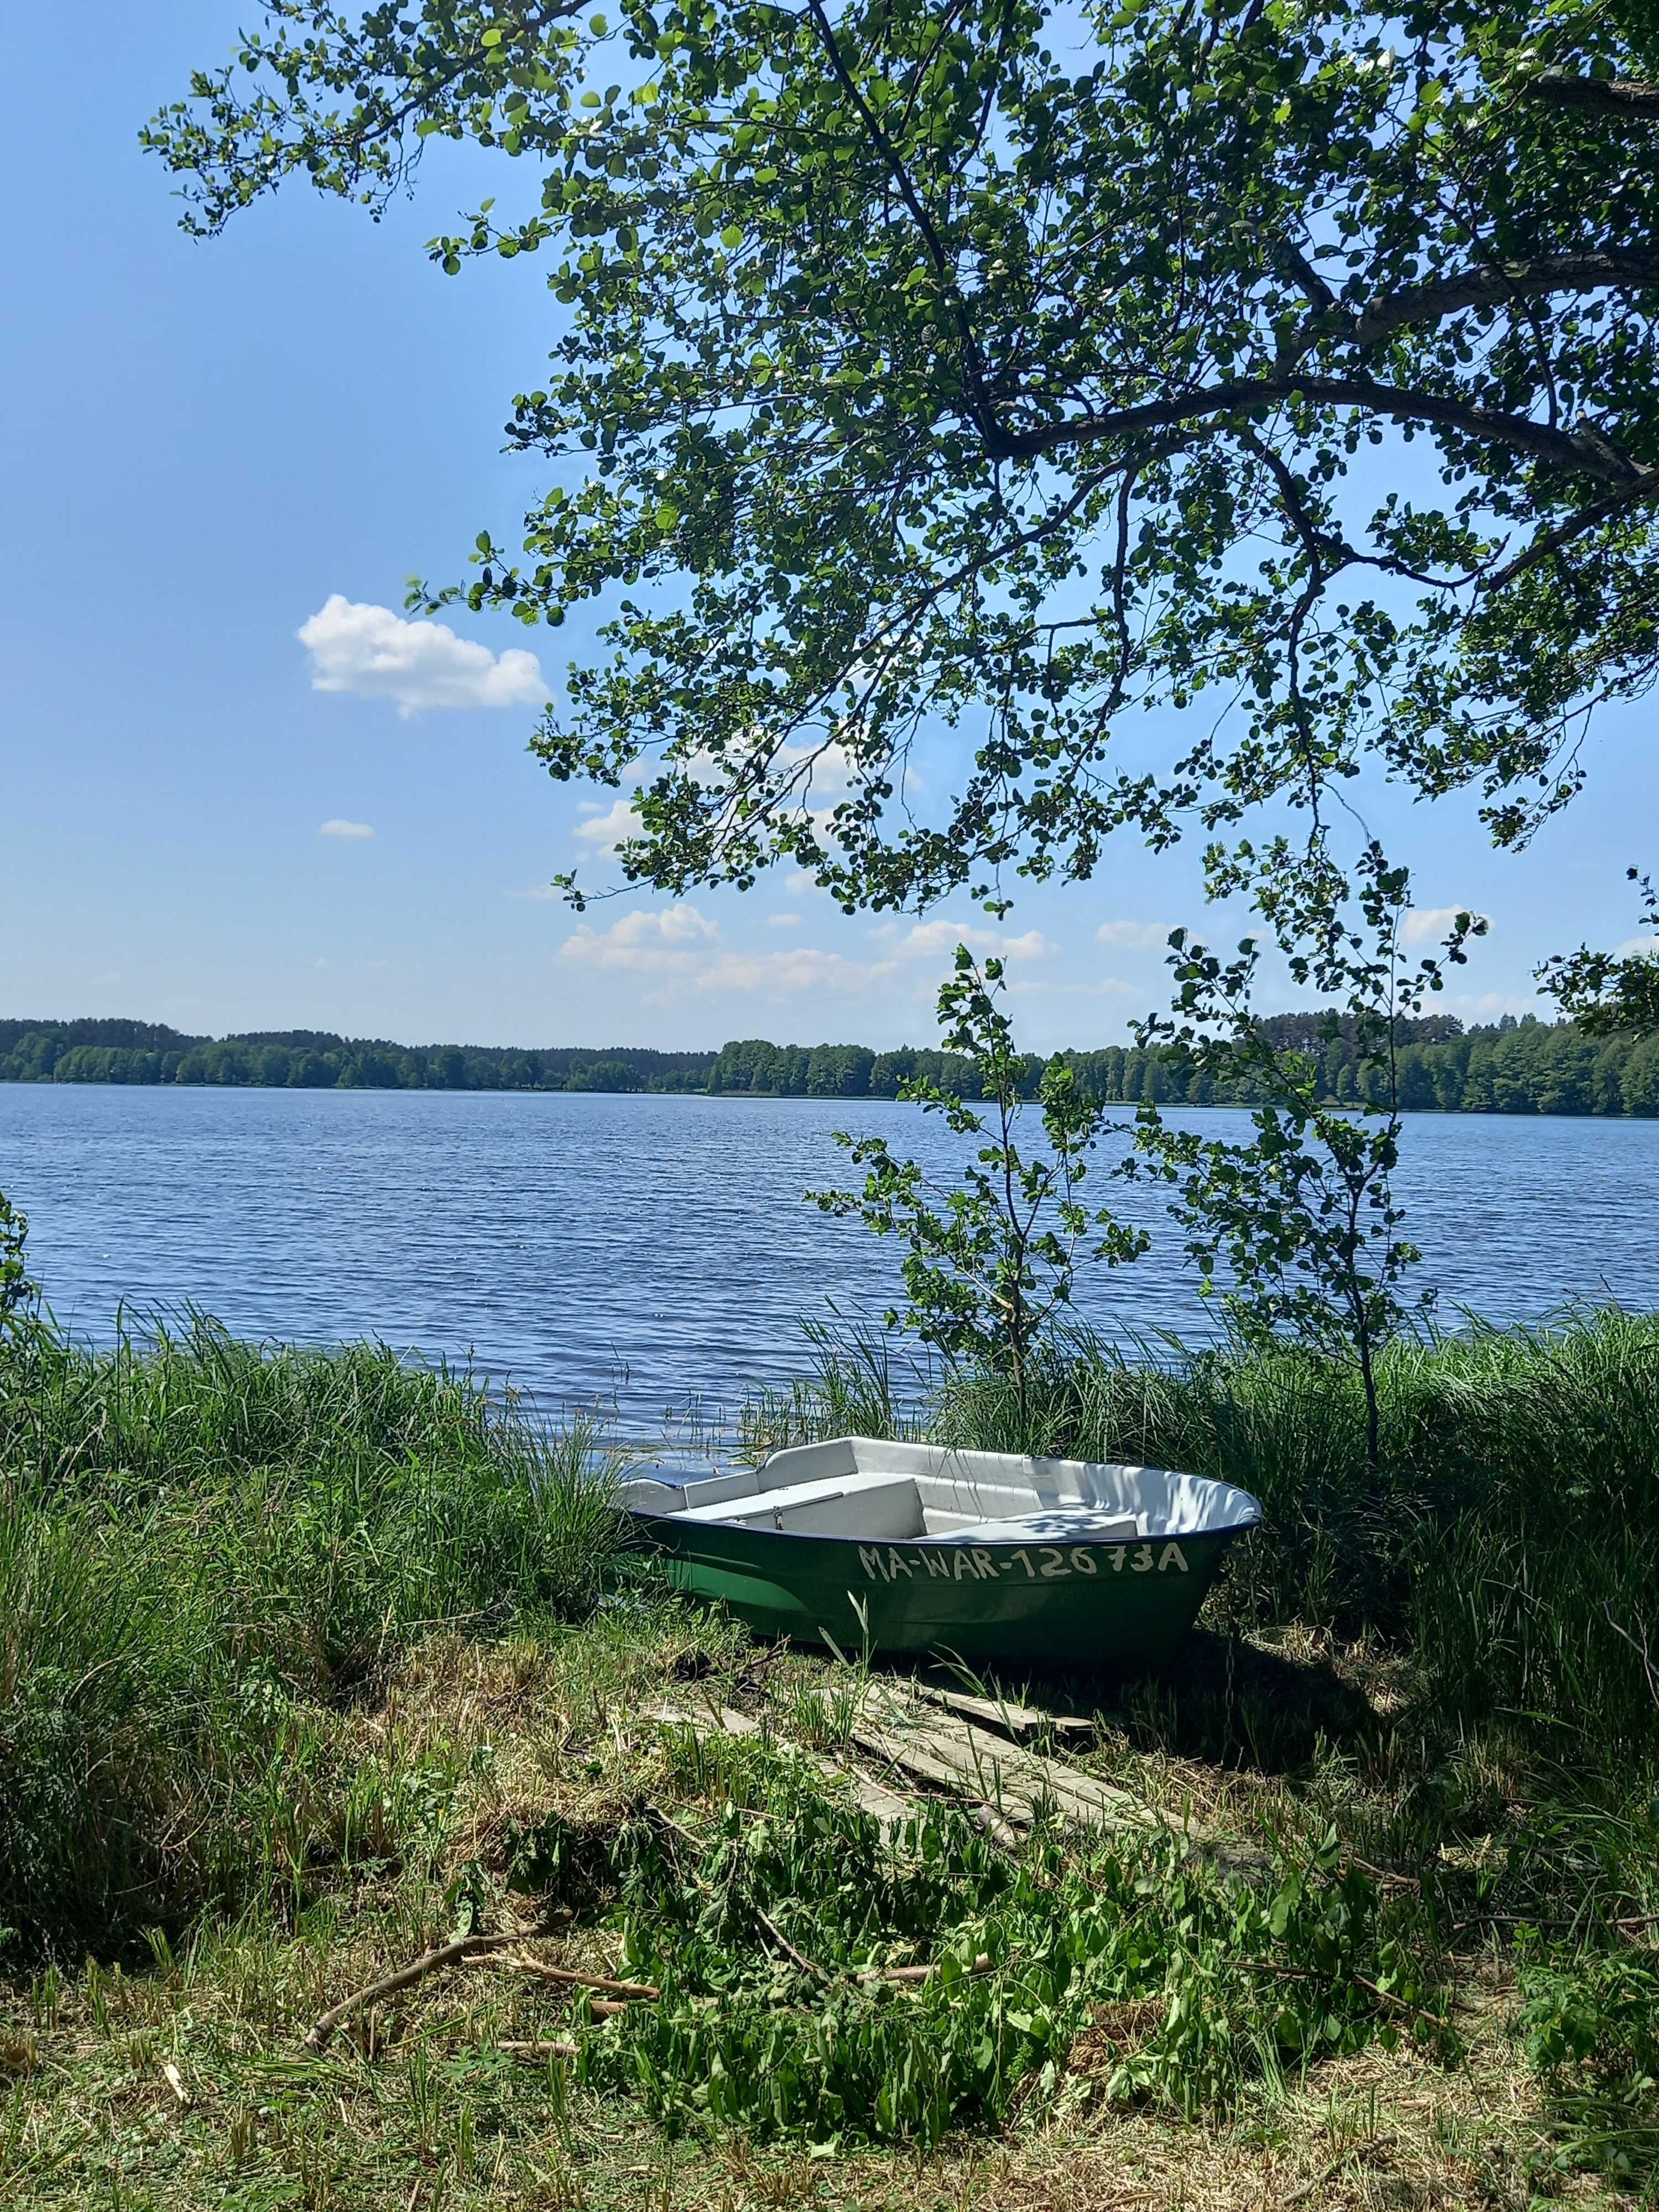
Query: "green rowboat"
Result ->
[[620, 1437, 1261, 1668]]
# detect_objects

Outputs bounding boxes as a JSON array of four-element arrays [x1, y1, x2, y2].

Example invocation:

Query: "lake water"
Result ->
[[2, 1084, 1656, 1434]]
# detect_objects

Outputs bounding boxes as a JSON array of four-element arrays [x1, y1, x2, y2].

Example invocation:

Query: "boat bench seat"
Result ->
[[675, 1469, 925, 1540], [925, 1507, 1142, 1546], [617, 1466, 764, 1514]]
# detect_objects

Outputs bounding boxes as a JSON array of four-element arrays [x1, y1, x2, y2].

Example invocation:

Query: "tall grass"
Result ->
[[748, 1310, 1659, 1771], [0, 1313, 623, 1959]]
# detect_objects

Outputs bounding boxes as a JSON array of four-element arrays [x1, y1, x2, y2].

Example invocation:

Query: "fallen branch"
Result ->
[[494, 2037, 578, 2061], [648, 1804, 707, 1854], [1238, 1958, 1452, 2034], [865, 1951, 995, 1985], [754, 1905, 830, 1981], [463, 1954, 659, 2002], [305, 1932, 526, 2053]]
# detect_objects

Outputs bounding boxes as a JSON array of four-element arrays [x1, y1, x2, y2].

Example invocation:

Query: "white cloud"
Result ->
[[768, 913, 802, 929], [698, 947, 893, 996], [558, 906, 895, 999], [776, 738, 860, 794], [1095, 920, 1171, 950], [1615, 933, 1659, 959], [573, 799, 643, 852], [1400, 904, 1489, 944], [559, 905, 719, 974], [622, 905, 719, 946], [320, 818, 374, 839], [507, 883, 563, 901], [297, 595, 545, 718], [1009, 974, 1139, 999], [880, 920, 1053, 963]]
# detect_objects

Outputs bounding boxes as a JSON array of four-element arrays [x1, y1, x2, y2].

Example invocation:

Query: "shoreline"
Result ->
[[5, 1073, 1659, 1123]]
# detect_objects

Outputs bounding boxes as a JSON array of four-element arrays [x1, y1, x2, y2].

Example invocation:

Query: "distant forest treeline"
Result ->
[[4, 1010, 1659, 1115]]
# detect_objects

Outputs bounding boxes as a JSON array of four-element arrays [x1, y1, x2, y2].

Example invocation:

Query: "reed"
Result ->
[[0, 1312, 624, 1958]]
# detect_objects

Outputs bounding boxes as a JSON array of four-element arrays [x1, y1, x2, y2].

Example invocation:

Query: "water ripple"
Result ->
[[3, 1086, 1656, 1432]]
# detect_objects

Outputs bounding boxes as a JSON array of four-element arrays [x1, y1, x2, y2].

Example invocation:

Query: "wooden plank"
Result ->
[[861, 1684, 1265, 1870], [650, 1690, 1255, 1867], [912, 1681, 1095, 1740], [846, 1716, 1029, 1848], [858, 1682, 1150, 1831]]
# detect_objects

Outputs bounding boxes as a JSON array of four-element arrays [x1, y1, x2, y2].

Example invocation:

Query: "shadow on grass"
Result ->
[[890, 1626, 1388, 1778], [1110, 1627, 1388, 1774]]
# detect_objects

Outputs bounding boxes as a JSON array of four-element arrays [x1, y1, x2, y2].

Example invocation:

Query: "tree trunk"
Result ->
[[1356, 1323, 1380, 1478]]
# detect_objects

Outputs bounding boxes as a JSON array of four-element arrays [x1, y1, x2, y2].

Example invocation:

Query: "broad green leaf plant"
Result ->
[[808, 947, 1145, 1431], [1130, 847, 1486, 1471], [147, 0, 1659, 924]]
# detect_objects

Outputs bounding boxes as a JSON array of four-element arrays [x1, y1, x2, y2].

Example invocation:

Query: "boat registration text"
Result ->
[[857, 1541, 1189, 1584]]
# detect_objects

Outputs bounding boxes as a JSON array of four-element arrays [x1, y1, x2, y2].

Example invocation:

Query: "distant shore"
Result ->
[[4, 1010, 1658, 1118]]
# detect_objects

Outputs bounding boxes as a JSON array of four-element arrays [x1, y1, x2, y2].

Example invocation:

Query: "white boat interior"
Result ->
[[618, 1436, 1261, 1545]]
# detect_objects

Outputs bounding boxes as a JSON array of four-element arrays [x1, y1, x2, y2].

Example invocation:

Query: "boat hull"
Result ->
[[632, 1512, 1236, 1668]]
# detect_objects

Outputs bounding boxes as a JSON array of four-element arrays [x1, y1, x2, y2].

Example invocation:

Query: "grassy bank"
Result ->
[[2, 1312, 1657, 2205], [0, 1316, 621, 1959]]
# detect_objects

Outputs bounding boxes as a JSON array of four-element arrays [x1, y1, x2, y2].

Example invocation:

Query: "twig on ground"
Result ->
[[754, 1905, 829, 1981], [463, 1954, 660, 2001], [867, 1951, 995, 1984], [1239, 1958, 1452, 2034], [648, 1803, 707, 1853], [305, 1932, 527, 2053], [494, 2037, 579, 2060]]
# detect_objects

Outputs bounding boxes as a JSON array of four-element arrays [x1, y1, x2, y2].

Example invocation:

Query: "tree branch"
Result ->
[[992, 373, 1652, 487], [1524, 74, 1659, 117], [799, 0, 1000, 447], [1484, 476, 1659, 590], [1334, 251, 1659, 349], [1272, 239, 1336, 311]]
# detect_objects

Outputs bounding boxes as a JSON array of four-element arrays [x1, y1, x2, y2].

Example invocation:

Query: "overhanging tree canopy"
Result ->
[[148, 0, 1659, 914]]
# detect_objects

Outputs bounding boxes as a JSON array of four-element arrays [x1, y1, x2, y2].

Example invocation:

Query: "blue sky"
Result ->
[[4, 4, 1655, 1053]]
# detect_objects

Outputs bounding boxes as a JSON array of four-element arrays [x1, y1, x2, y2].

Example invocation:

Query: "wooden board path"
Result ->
[[649, 1679, 1244, 1861]]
